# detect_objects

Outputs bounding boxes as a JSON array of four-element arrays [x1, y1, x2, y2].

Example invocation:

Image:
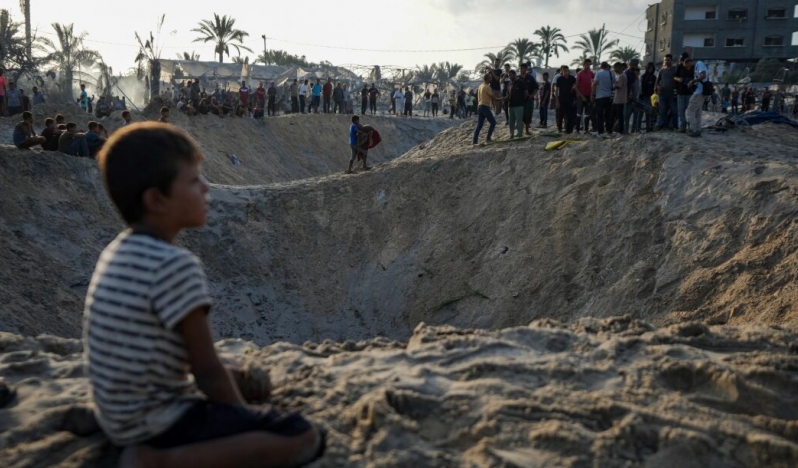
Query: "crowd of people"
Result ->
[[12, 109, 132, 156], [472, 53, 798, 145]]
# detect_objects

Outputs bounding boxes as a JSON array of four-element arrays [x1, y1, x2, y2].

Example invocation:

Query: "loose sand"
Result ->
[[1, 107, 798, 467]]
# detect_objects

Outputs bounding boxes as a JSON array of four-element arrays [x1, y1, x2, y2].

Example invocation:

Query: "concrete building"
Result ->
[[644, 1, 798, 64]]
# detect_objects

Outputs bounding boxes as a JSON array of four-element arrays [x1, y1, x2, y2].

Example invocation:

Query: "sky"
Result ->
[[12, 0, 653, 75]]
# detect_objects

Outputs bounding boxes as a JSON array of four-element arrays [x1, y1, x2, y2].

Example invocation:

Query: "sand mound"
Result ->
[[2, 316, 798, 467], [0, 107, 459, 186], [3, 122, 798, 343]]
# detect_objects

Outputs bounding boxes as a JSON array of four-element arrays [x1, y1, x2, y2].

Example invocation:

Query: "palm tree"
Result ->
[[177, 51, 201, 61], [39, 23, 100, 101], [570, 53, 590, 68], [232, 55, 250, 64], [474, 50, 513, 74], [435, 61, 463, 82], [192, 14, 252, 63], [535, 26, 569, 69], [414, 64, 437, 83], [609, 46, 640, 63], [0, 10, 24, 68], [505, 38, 539, 66], [134, 15, 166, 101], [93, 61, 117, 97], [574, 28, 618, 66]]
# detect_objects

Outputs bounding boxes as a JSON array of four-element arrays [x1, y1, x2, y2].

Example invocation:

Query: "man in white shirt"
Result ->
[[394, 88, 405, 117], [299, 80, 309, 114], [685, 58, 708, 137]]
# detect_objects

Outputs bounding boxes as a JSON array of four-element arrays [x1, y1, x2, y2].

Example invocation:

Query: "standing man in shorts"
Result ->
[[520, 63, 539, 135]]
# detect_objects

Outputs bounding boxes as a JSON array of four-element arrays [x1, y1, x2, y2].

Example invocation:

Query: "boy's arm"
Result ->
[[178, 307, 245, 405]]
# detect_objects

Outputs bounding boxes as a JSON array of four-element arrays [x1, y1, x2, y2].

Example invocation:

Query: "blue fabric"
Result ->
[[473, 105, 496, 144], [312, 84, 322, 97], [349, 124, 359, 145], [13, 128, 27, 146], [677, 94, 691, 130]]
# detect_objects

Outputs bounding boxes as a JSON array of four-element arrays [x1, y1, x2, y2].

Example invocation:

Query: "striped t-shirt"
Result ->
[[83, 231, 212, 446]]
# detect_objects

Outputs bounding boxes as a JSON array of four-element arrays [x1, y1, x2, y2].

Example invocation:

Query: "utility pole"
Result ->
[[261, 35, 267, 66]]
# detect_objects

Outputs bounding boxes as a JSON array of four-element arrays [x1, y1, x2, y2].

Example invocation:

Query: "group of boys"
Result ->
[[12, 110, 132, 157]]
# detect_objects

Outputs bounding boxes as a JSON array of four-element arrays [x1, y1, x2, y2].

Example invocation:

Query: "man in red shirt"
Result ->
[[238, 81, 250, 117], [255, 82, 266, 115], [575, 59, 595, 133], [322, 78, 333, 113]]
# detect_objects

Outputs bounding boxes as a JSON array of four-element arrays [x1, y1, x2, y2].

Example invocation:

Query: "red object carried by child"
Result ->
[[368, 129, 381, 149]]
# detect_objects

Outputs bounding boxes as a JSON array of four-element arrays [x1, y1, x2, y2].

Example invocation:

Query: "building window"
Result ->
[[725, 37, 745, 47], [661, 12, 668, 25], [764, 35, 785, 46], [704, 37, 715, 47], [705, 10, 717, 19], [766, 8, 787, 19], [645, 42, 652, 54], [647, 17, 654, 31], [728, 9, 748, 20], [659, 38, 666, 51]]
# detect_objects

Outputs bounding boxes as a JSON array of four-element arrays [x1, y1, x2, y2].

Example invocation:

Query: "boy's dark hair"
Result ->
[[665, 54, 673, 59], [122, 110, 131, 118], [45, 118, 54, 126], [22, 111, 32, 121], [483, 74, 491, 82], [351, 115, 359, 123], [88, 121, 99, 130], [98, 123, 203, 225], [66, 123, 77, 130], [57, 124, 67, 130], [55, 114, 65, 123], [160, 106, 170, 114]]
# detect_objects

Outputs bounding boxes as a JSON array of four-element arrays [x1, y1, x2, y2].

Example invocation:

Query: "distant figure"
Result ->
[[79, 84, 88, 112], [85, 121, 107, 157], [431, 89, 439, 117], [267, 82, 277, 116], [312, 79, 322, 113], [6, 81, 22, 116], [333, 82, 344, 114], [423, 89, 431, 117], [57, 122, 89, 157], [95, 96, 112, 118], [88, 123, 325, 467], [290, 79, 299, 113], [40, 118, 62, 151], [0, 68, 7, 116], [121, 110, 132, 126], [368, 83, 379, 115], [13, 111, 46, 149], [393, 88, 404, 117], [360, 84, 368, 115], [322, 78, 333, 113], [32, 86, 44, 106], [239, 81, 250, 116], [158, 106, 170, 123], [299, 80, 309, 114], [404, 87, 413, 117], [761, 88, 771, 112]]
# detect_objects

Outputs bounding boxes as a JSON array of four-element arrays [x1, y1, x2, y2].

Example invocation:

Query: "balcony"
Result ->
[[684, 5, 718, 21]]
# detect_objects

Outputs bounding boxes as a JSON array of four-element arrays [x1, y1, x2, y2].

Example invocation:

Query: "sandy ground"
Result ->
[[2, 316, 798, 467], [2, 106, 798, 467], [2, 116, 798, 342]]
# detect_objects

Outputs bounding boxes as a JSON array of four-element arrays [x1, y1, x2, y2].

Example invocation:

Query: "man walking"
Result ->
[[473, 74, 501, 145]]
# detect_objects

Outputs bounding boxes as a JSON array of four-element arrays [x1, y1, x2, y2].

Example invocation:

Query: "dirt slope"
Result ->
[[0, 106, 458, 186], [2, 123, 798, 343], [2, 317, 798, 467]]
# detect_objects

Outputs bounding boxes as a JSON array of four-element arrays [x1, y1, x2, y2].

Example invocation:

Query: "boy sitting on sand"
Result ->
[[86, 123, 324, 468], [12, 111, 46, 149]]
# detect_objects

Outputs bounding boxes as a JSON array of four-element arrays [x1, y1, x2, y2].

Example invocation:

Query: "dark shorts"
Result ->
[[146, 401, 314, 449], [523, 101, 534, 124]]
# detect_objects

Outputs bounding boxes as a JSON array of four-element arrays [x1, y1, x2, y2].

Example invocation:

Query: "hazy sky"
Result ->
[[17, 0, 652, 75]]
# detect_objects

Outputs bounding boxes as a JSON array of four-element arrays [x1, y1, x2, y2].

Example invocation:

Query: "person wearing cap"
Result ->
[[655, 54, 678, 131], [519, 62, 539, 134], [685, 56, 708, 137], [673, 52, 693, 132], [592, 61, 615, 137]]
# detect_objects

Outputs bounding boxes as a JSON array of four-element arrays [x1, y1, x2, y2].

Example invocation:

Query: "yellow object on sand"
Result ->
[[544, 140, 586, 151]]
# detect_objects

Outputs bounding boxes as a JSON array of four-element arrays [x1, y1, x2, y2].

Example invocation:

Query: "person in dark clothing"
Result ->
[[639, 62, 657, 132], [403, 87, 413, 117], [360, 85, 368, 115], [674, 52, 694, 132], [554, 66, 577, 134], [506, 69, 528, 139], [520, 62, 539, 135], [40, 118, 62, 151], [368, 84, 379, 115], [539, 73, 551, 128], [267, 82, 277, 116], [322, 78, 333, 113], [731, 88, 740, 113], [761, 89, 771, 112]]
